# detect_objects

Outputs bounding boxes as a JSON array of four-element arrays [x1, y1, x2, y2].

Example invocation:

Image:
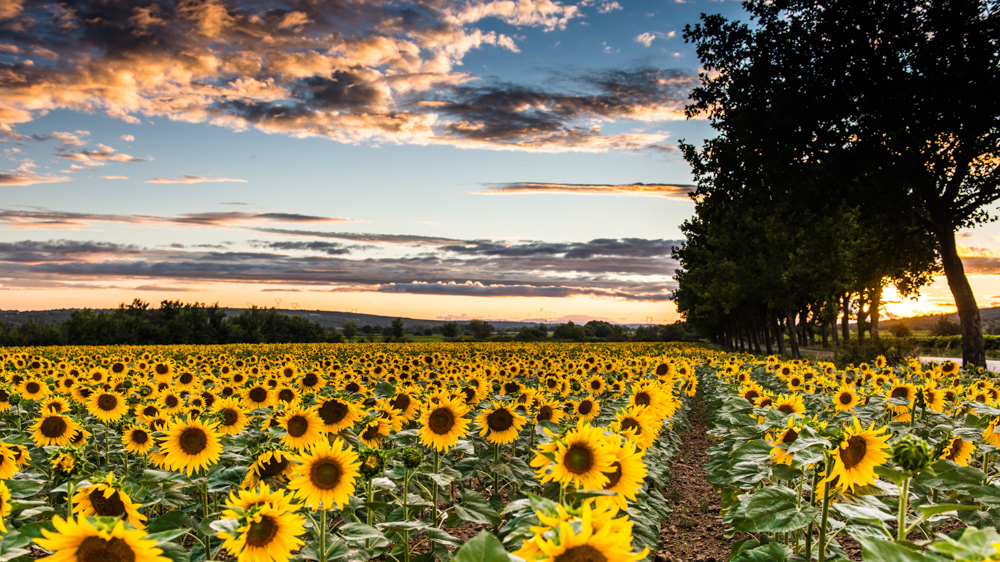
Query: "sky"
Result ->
[[0, 0, 998, 324]]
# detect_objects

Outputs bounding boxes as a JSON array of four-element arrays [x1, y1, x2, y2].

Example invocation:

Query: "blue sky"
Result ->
[[1, 0, 993, 322]]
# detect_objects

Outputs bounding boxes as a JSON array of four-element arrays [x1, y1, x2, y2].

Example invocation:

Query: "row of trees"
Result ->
[[672, 0, 1000, 365], [0, 300, 339, 346]]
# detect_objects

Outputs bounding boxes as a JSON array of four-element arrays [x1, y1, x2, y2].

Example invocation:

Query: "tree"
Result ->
[[553, 321, 586, 341], [390, 318, 406, 340], [342, 321, 358, 341], [468, 319, 493, 339], [684, 0, 1000, 366], [931, 315, 963, 337], [888, 323, 913, 339], [441, 322, 459, 338]]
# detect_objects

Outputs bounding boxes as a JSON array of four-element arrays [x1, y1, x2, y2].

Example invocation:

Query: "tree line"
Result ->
[[672, 0, 1000, 365]]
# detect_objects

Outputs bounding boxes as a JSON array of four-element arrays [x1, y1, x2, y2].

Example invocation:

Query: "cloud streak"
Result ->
[[0, 209, 356, 229], [478, 181, 695, 199], [147, 175, 247, 184]]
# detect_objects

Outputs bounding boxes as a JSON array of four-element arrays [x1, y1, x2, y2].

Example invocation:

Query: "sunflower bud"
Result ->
[[358, 448, 384, 480], [401, 447, 422, 469], [8, 394, 21, 406], [892, 434, 931, 474]]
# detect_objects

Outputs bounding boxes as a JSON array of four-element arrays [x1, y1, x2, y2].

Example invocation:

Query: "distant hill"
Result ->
[[882, 307, 1000, 331], [0, 308, 571, 332]]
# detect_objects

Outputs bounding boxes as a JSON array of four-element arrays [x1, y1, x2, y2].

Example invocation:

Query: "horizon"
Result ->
[[2, 0, 999, 322]]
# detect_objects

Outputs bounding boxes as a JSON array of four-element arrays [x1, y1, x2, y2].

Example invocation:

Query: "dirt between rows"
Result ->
[[653, 394, 733, 562]]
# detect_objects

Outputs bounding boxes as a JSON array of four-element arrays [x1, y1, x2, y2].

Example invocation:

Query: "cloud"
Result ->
[[0, 168, 71, 186], [0, 209, 355, 229], [0, 234, 678, 302], [133, 284, 199, 292], [256, 228, 465, 246], [56, 145, 148, 167], [0, 1, 691, 153], [102, 175, 128, 180], [478, 181, 694, 199], [146, 175, 247, 184]]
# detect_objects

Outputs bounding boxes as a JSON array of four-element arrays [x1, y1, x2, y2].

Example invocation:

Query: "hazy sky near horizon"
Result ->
[[1, 0, 999, 323]]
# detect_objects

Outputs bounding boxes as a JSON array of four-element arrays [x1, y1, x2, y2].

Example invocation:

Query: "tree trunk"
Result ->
[[857, 296, 868, 345], [785, 307, 801, 359], [841, 293, 850, 343], [763, 312, 773, 355], [870, 284, 883, 340], [821, 319, 829, 348], [773, 312, 786, 356], [798, 309, 808, 347], [935, 225, 985, 367]]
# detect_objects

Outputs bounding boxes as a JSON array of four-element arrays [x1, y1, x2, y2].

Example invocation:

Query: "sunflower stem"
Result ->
[[200, 482, 211, 556], [403, 468, 411, 562], [492, 443, 500, 498], [816, 477, 831, 562], [365, 477, 374, 548], [319, 508, 328, 562], [805, 468, 818, 557], [431, 448, 440, 527], [65, 480, 75, 519], [897, 477, 910, 542]]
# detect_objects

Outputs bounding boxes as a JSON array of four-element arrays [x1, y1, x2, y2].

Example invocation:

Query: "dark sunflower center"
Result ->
[[759, 398, 773, 408], [777, 404, 794, 414], [40, 416, 68, 438], [165, 395, 179, 408], [112, 363, 125, 373], [287, 416, 309, 438], [428, 408, 456, 435], [840, 435, 868, 470], [634, 392, 651, 406], [603, 461, 623, 489], [155, 364, 169, 375], [310, 458, 343, 490], [564, 443, 595, 474], [142, 406, 158, 417], [744, 390, 759, 404], [303, 373, 319, 387], [131, 430, 148, 445], [97, 394, 118, 411], [362, 423, 381, 441], [391, 394, 411, 412], [278, 389, 295, 402], [26, 382, 40, 394], [839, 393, 854, 405], [656, 364, 668, 376], [782, 428, 798, 444], [179, 373, 193, 385], [891, 387, 909, 399], [245, 515, 280, 547], [578, 401, 593, 415], [89, 488, 126, 517], [947, 439, 964, 461], [258, 455, 289, 478], [284, 368, 294, 377], [538, 406, 553, 421], [486, 408, 514, 432], [621, 418, 641, 434], [248, 388, 268, 403], [591, 380, 601, 390], [223, 409, 239, 426], [504, 382, 519, 394], [345, 382, 361, 393], [76, 536, 136, 562], [179, 427, 208, 455], [318, 400, 348, 424]]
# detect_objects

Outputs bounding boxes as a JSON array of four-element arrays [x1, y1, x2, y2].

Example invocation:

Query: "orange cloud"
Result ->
[[477, 182, 695, 199]]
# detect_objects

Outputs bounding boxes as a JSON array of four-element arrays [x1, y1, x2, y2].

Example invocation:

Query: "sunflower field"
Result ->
[[0, 342, 699, 562], [704, 354, 1000, 561]]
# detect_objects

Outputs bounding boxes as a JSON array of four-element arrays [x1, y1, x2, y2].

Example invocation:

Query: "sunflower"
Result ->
[[210, 397, 248, 436], [542, 422, 616, 490], [217, 502, 305, 562], [534, 399, 565, 425], [87, 391, 128, 423], [515, 500, 648, 562], [316, 398, 361, 433], [922, 386, 946, 413], [42, 397, 70, 415], [476, 402, 527, 445], [574, 398, 600, 422], [388, 391, 419, 421], [612, 405, 659, 450], [243, 385, 273, 409], [940, 361, 960, 376], [0, 444, 18, 479], [298, 371, 326, 393], [831, 385, 861, 412], [287, 438, 361, 510], [940, 437, 976, 467], [19, 378, 47, 401], [0, 480, 9, 533], [419, 397, 471, 452], [242, 448, 297, 488], [887, 382, 917, 413], [35, 516, 169, 562], [358, 418, 391, 448], [122, 426, 154, 455], [601, 438, 647, 509], [9, 443, 31, 469], [827, 418, 891, 492], [72, 474, 147, 529], [277, 407, 325, 451], [161, 416, 223, 476], [740, 382, 765, 406], [274, 385, 300, 407], [586, 376, 606, 395], [770, 418, 800, 466], [30, 413, 79, 447], [772, 394, 806, 417], [68, 428, 92, 448], [158, 391, 184, 414]]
